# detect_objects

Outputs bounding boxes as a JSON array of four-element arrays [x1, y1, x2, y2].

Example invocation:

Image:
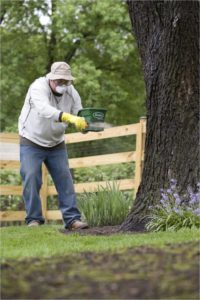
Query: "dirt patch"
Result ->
[[59, 225, 125, 235], [59, 225, 145, 236], [1, 241, 199, 299]]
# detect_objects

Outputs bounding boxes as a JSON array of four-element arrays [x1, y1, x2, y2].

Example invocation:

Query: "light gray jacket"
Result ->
[[18, 77, 82, 147]]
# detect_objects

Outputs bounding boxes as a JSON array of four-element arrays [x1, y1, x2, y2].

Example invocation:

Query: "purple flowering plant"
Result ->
[[146, 179, 200, 231]]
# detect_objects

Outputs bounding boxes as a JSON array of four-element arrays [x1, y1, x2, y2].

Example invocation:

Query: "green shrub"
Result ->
[[0, 196, 24, 211], [0, 171, 23, 211], [0, 170, 22, 185], [67, 136, 136, 158], [77, 182, 132, 227], [73, 163, 135, 183], [146, 180, 200, 232]]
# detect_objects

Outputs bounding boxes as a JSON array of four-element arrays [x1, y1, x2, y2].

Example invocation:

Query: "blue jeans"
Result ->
[[20, 145, 81, 228]]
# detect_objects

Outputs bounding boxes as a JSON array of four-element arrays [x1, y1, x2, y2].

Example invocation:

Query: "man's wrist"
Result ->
[[59, 112, 63, 122]]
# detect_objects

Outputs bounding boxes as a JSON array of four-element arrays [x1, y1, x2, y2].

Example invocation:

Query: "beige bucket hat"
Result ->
[[46, 62, 75, 81]]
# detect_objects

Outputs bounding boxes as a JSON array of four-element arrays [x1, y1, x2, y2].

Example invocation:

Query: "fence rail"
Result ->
[[0, 118, 146, 222]]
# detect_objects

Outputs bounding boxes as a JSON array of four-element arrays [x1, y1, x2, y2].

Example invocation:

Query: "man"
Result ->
[[18, 61, 88, 229]]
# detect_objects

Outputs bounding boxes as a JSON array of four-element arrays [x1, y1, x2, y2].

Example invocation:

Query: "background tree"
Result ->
[[0, 0, 145, 131], [121, 0, 199, 231]]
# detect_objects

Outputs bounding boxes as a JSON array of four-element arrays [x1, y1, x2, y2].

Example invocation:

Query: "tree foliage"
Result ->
[[0, 0, 145, 131]]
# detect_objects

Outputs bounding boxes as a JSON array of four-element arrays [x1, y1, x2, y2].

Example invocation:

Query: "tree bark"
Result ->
[[121, 0, 199, 231]]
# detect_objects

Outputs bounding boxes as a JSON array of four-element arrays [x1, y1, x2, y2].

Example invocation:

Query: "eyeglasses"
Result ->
[[55, 79, 72, 86]]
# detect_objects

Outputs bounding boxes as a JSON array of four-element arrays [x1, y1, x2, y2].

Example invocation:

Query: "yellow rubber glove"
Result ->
[[61, 112, 88, 131]]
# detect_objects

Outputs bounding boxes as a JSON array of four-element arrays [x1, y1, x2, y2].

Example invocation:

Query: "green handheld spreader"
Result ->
[[78, 108, 107, 132]]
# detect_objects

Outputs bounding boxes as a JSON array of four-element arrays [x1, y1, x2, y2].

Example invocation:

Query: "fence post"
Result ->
[[40, 164, 48, 221], [135, 117, 146, 192]]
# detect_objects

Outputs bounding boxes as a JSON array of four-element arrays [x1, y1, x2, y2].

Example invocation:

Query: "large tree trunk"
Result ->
[[121, 0, 199, 231]]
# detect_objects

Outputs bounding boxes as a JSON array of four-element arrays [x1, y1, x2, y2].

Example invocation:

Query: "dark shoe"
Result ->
[[28, 220, 40, 227], [69, 220, 89, 230]]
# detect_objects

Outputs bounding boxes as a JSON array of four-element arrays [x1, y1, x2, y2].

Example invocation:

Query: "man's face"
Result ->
[[55, 79, 72, 86], [49, 79, 72, 93]]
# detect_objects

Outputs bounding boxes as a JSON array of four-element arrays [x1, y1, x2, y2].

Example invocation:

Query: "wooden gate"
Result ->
[[0, 118, 146, 222]]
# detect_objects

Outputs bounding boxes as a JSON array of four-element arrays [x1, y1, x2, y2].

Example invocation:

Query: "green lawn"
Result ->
[[1, 225, 199, 261]]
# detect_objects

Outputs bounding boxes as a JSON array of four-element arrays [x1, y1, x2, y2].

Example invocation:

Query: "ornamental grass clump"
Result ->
[[78, 182, 132, 227], [146, 179, 200, 232]]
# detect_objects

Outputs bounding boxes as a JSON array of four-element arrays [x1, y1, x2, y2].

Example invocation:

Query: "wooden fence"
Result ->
[[0, 118, 146, 222]]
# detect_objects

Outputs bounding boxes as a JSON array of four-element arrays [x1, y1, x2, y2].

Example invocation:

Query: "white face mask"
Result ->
[[55, 85, 68, 94]]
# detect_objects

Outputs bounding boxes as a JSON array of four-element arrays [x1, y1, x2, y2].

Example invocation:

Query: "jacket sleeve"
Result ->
[[30, 80, 61, 121], [70, 85, 83, 115]]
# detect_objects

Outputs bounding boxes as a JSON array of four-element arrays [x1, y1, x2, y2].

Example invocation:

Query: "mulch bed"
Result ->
[[60, 225, 123, 235], [59, 225, 145, 236]]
